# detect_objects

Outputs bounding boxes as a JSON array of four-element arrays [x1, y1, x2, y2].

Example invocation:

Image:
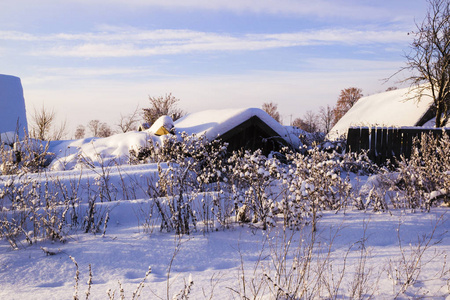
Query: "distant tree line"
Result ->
[[73, 93, 184, 139], [261, 86, 400, 134], [261, 87, 364, 134], [30, 93, 184, 140]]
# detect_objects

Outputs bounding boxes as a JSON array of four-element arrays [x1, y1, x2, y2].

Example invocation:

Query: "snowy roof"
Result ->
[[327, 87, 434, 140], [174, 108, 301, 148], [148, 115, 175, 135], [0, 74, 28, 143]]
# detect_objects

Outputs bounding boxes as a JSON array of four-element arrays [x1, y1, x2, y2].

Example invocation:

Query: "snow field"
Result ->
[[0, 127, 449, 299], [0, 204, 448, 299]]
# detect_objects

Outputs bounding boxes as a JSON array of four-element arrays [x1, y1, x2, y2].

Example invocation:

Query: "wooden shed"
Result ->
[[173, 108, 301, 155]]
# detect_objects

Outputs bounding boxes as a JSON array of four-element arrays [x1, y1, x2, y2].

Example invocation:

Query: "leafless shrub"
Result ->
[[70, 256, 81, 300], [134, 202, 156, 235], [375, 133, 450, 211], [79, 147, 119, 203], [0, 174, 70, 246], [30, 104, 67, 141], [228, 238, 268, 299], [347, 219, 380, 299], [0, 133, 54, 175], [386, 214, 449, 298]]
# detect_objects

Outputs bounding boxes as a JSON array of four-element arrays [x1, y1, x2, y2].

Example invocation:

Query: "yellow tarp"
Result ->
[[154, 126, 170, 136]]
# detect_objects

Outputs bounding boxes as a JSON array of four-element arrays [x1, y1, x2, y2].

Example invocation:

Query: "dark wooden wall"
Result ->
[[219, 116, 289, 155], [346, 127, 449, 165]]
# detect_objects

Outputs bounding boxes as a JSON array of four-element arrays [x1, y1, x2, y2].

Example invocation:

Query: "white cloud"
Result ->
[[0, 27, 410, 58]]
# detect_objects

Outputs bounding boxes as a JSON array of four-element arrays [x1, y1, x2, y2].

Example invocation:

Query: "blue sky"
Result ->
[[0, 0, 428, 135]]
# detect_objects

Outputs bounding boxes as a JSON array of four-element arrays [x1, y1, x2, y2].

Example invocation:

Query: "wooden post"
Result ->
[[369, 127, 376, 162], [346, 127, 361, 153], [360, 127, 370, 152]]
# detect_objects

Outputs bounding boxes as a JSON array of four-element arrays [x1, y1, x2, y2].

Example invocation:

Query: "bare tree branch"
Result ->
[[262, 102, 281, 123], [142, 93, 184, 125], [30, 105, 67, 141], [401, 0, 450, 127], [117, 105, 141, 133], [332, 87, 363, 125]]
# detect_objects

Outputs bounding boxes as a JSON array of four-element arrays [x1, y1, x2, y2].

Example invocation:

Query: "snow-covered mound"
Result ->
[[0, 74, 28, 143], [175, 108, 301, 148], [48, 108, 300, 171], [148, 115, 175, 135], [48, 131, 164, 171], [327, 87, 434, 140]]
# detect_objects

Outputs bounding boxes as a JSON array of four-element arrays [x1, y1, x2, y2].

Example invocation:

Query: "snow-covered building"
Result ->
[[48, 108, 301, 171], [327, 87, 435, 140], [0, 74, 28, 144], [174, 108, 301, 154]]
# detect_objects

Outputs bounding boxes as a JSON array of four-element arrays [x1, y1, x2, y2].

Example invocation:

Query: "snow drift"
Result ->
[[0, 74, 28, 143]]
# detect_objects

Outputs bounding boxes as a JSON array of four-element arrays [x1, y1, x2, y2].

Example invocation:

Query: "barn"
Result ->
[[173, 108, 301, 155], [327, 86, 436, 140]]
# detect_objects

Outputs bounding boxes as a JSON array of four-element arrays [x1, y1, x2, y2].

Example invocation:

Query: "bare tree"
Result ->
[[87, 120, 113, 138], [292, 117, 305, 128], [318, 104, 334, 133], [292, 111, 319, 132], [52, 119, 68, 141], [88, 120, 101, 137], [333, 87, 363, 124], [402, 0, 450, 127], [262, 102, 281, 123], [303, 110, 319, 132], [30, 105, 67, 141], [74, 125, 85, 139], [117, 106, 141, 133], [142, 93, 184, 125], [98, 123, 113, 137]]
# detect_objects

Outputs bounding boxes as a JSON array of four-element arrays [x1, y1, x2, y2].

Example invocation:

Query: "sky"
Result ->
[[0, 0, 428, 136]]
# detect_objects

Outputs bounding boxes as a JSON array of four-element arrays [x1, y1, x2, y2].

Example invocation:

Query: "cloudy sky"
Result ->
[[1, 0, 427, 135]]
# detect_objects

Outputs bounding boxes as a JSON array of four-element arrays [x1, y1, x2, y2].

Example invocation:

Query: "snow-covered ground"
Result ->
[[0, 128, 449, 299], [0, 98, 449, 299], [0, 195, 448, 299]]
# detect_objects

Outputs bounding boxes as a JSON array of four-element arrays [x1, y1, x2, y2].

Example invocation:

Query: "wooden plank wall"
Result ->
[[346, 127, 450, 165]]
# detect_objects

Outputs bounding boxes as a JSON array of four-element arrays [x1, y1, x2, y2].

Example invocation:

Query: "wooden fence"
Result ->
[[346, 127, 450, 165]]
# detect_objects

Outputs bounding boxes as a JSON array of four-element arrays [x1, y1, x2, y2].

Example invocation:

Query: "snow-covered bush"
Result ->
[[225, 149, 280, 230], [145, 134, 229, 234], [79, 150, 119, 203], [0, 134, 53, 175], [317, 137, 346, 154], [375, 133, 450, 210], [150, 163, 197, 234], [279, 147, 353, 231], [0, 175, 72, 247]]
